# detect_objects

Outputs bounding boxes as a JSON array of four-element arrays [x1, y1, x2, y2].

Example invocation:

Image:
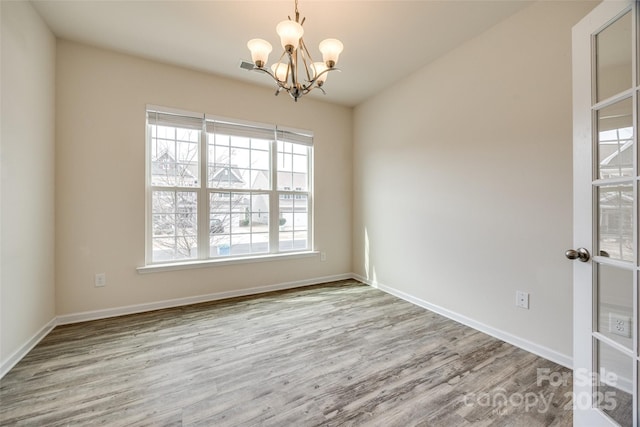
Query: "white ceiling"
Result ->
[[31, 0, 532, 107]]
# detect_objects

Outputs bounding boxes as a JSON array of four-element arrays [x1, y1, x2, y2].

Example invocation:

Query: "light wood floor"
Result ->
[[1, 280, 573, 426]]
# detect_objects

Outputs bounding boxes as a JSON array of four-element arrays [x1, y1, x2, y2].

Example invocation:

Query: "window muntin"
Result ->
[[147, 107, 312, 265]]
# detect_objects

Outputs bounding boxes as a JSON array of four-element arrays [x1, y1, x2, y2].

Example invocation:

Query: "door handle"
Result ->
[[565, 248, 590, 262]]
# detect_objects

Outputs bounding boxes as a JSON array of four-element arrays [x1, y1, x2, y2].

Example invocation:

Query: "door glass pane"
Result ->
[[597, 98, 634, 179], [598, 185, 634, 262], [596, 264, 633, 348], [596, 10, 632, 102], [596, 340, 633, 426]]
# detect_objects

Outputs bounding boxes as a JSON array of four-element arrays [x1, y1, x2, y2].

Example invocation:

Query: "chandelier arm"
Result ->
[[300, 84, 326, 97], [306, 67, 340, 89], [276, 50, 287, 64], [270, 50, 291, 86], [287, 50, 298, 89], [298, 38, 315, 83], [251, 64, 339, 101], [251, 67, 290, 92]]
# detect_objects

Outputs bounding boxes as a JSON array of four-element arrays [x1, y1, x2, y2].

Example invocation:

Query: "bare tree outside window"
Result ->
[[150, 124, 199, 261]]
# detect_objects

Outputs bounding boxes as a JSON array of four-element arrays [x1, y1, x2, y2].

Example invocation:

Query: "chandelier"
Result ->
[[243, 0, 343, 102]]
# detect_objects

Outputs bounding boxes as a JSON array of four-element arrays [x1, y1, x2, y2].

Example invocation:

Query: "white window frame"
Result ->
[[142, 105, 314, 270]]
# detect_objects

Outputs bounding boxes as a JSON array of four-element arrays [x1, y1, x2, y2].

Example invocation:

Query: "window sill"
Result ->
[[137, 251, 320, 274]]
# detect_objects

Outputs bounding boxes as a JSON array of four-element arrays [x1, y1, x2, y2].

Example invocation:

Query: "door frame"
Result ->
[[572, 1, 636, 425]]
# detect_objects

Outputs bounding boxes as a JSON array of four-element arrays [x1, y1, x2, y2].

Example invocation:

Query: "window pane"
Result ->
[[152, 191, 175, 213], [151, 190, 198, 262], [230, 135, 250, 148], [292, 154, 308, 173], [278, 171, 293, 191], [277, 141, 308, 192], [596, 340, 632, 426], [280, 153, 293, 172], [596, 11, 632, 102], [150, 125, 199, 188], [208, 130, 272, 190], [596, 264, 633, 349], [598, 185, 633, 262], [279, 231, 294, 251], [212, 144, 230, 165], [230, 147, 250, 169], [279, 194, 308, 252], [292, 173, 308, 192], [292, 143, 308, 155], [209, 192, 269, 257], [251, 170, 269, 190], [252, 233, 269, 252], [251, 194, 269, 226], [209, 193, 231, 255], [211, 235, 230, 257], [152, 214, 174, 236], [252, 149, 269, 170]]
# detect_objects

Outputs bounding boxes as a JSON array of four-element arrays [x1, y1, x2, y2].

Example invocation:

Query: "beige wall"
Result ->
[[353, 1, 597, 359], [55, 41, 352, 315], [1, 1, 56, 366]]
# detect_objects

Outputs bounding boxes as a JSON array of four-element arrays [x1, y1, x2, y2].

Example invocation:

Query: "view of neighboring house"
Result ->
[[150, 137, 309, 261]]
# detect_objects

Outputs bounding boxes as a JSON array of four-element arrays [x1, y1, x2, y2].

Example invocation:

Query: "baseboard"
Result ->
[[56, 273, 353, 325], [1, 273, 352, 380], [1, 317, 57, 379], [353, 274, 573, 369], [2, 272, 572, 382]]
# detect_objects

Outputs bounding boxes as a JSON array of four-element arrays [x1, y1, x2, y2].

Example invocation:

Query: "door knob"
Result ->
[[565, 248, 590, 262]]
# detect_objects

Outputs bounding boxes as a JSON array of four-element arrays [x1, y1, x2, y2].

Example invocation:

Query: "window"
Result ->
[[146, 106, 312, 265]]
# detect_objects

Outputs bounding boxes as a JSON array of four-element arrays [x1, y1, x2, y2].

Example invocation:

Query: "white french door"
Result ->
[[572, 1, 638, 426]]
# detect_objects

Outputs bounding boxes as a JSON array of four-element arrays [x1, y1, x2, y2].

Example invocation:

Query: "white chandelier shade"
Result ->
[[318, 39, 343, 68], [247, 39, 272, 68], [271, 62, 289, 82], [276, 20, 304, 52]]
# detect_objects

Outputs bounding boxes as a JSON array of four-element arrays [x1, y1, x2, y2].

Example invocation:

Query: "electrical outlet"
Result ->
[[95, 273, 106, 287], [609, 313, 631, 338], [320, 252, 327, 262], [516, 291, 529, 309]]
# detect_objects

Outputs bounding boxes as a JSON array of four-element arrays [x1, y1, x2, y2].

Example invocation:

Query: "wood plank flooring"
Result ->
[[0, 280, 573, 426]]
